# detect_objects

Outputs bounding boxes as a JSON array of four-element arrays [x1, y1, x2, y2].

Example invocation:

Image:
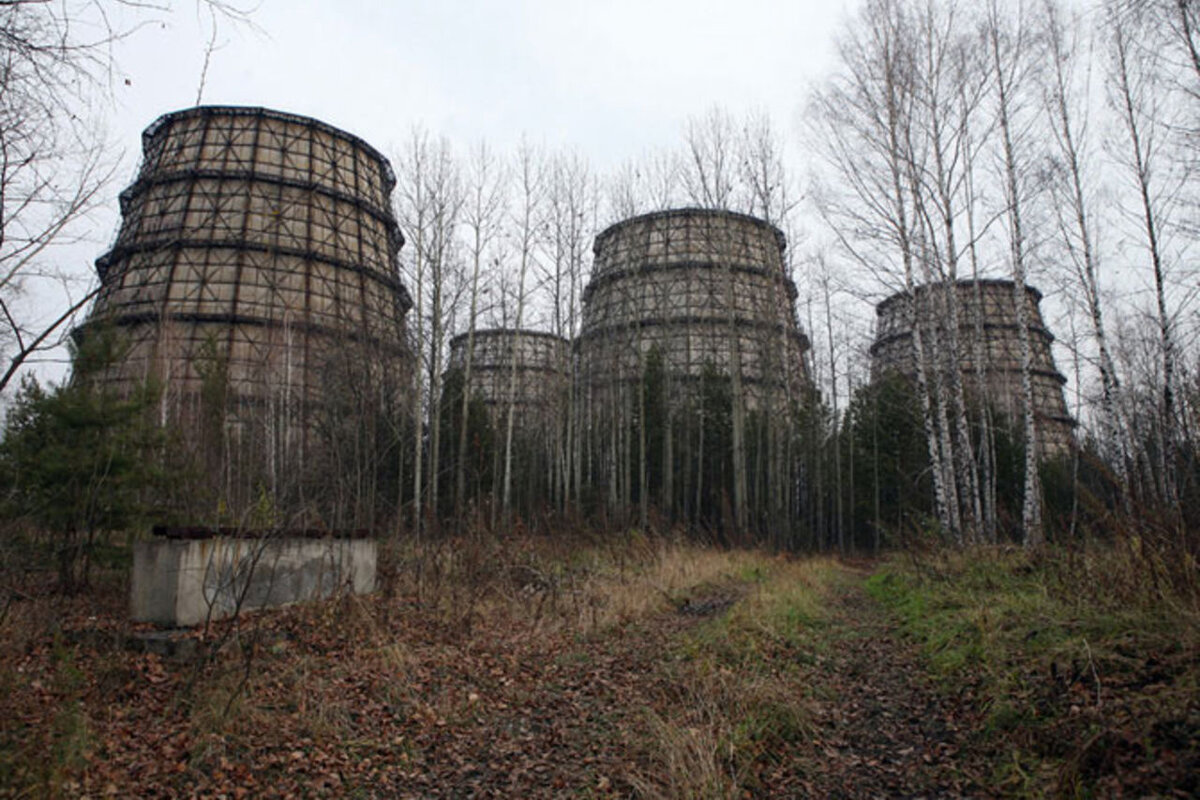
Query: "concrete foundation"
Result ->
[[131, 535, 376, 627]]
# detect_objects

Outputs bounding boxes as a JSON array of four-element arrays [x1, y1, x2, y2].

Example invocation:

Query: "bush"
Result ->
[[0, 329, 181, 591]]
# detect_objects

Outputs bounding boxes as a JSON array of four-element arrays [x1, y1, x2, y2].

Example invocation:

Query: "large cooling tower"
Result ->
[[447, 328, 569, 423], [83, 106, 411, 418], [578, 208, 810, 408], [869, 279, 1074, 455]]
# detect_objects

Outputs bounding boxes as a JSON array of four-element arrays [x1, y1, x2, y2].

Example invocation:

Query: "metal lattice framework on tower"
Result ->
[[447, 328, 569, 425], [579, 209, 810, 406], [84, 105, 411, 421], [576, 208, 813, 529], [869, 279, 1075, 456], [79, 106, 413, 521]]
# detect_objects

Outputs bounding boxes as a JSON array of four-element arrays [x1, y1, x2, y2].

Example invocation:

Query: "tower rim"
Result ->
[[592, 207, 787, 257], [875, 278, 1045, 317], [140, 104, 399, 199]]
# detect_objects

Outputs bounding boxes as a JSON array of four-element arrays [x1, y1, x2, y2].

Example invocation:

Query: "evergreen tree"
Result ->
[[0, 328, 181, 591]]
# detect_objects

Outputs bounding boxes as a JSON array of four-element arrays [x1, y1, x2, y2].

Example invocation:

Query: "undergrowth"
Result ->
[[379, 527, 771, 637], [866, 546, 1200, 797], [1, 530, 827, 797], [631, 557, 839, 799]]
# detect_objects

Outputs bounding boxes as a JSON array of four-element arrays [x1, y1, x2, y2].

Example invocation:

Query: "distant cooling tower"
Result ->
[[447, 328, 569, 423], [83, 106, 411, 419], [578, 208, 810, 408], [869, 279, 1074, 456]]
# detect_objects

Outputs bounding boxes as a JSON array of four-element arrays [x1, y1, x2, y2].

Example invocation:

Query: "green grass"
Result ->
[[865, 546, 1200, 795], [678, 558, 832, 670], [632, 557, 840, 798], [866, 550, 1188, 682]]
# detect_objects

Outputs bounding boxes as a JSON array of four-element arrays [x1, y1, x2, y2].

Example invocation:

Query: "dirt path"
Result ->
[[797, 568, 990, 798], [350, 566, 998, 798], [358, 613, 702, 797], [387, 567, 996, 798], [6, 558, 1006, 798]]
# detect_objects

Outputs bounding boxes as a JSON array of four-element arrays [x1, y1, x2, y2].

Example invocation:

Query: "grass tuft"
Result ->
[[631, 557, 837, 798], [867, 545, 1200, 795]]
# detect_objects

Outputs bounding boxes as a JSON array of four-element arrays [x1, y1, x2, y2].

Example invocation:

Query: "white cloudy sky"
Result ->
[[21, 0, 852, 386], [109, 0, 846, 175]]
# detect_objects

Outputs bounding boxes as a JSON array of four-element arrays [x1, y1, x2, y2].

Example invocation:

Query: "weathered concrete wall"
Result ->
[[579, 208, 811, 410], [446, 328, 569, 426], [869, 279, 1075, 457], [131, 536, 376, 627]]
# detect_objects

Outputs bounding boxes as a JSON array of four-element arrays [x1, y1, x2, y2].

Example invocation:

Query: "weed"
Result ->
[[632, 558, 833, 797], [48, 700, 90, 790], [867, 546, 1200, 796]]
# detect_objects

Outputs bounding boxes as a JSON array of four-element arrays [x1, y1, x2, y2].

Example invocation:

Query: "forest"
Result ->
[[0, 0, 1197, 797]]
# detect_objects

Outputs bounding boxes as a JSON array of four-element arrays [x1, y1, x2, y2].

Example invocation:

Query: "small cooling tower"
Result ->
[[870, 279, 1074, 455], [447, 328, 569, 422]]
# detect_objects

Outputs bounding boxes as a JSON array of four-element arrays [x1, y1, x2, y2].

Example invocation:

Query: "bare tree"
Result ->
[[739, 110, 799, 226], [898, 0, 989, 544], [1039, 0, 1129, 494], [959, 78, 1001, 541], [0, 2, 116, 394], [501, 140, 545, 521], [0, 1, 254, 396], [605, 150, 679, 223], [819, 259, 846, 551], [541, 151, 593, 512], [454, 141, 506, 523], [810, 0, 962, 540], [682, 107, 738, 209], [395, 129, 432, 534], [986, 0, 1045, 547], [1106, 0, 1189, 511]]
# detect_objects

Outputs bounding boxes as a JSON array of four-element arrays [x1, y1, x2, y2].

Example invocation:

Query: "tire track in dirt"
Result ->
[[797, 568, 990, 798], [387, 589, 746, 798]]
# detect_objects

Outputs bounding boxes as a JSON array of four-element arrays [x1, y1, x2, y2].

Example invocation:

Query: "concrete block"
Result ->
[[131, 535, 376, 627]]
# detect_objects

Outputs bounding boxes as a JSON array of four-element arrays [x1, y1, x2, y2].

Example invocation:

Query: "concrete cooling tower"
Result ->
[[447, 328, 569, 424], [83, 106, 411, 422], [578, 208, 810, 410], [869, 279, 1074, 456]]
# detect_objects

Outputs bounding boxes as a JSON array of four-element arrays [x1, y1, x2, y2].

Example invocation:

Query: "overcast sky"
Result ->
[[107, 1, 847, 174], [13, 1, 850, 386]]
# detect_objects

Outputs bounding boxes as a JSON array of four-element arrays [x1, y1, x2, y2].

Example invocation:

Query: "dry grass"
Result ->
[[381, 529, 774, 638], [628, 558, 840, 799], [0, 531, 845, 797], [282, 534, 826, 799], [633, 701, 736, 800], [1038, 537, 1200, 618]]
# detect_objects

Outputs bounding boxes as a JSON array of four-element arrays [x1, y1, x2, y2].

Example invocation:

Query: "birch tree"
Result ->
[[454, 142, 506, 523], [896, 0, 988, 544], [1039, 0, 1128, 493], [420, 141, 464, 525], [542, 151, 592, 512], [395, 130, 442, 533], [986, 0, 1045, 546], [810, 0, 961, 540], [500, 141, 545, 520], [1105, 0, 1188, 512]]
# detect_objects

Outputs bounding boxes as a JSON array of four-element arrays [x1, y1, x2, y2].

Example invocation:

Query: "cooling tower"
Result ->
[[83, 106, 411, 419], [447, 328, 569, 422], [578, 208, 810, 408], [869, 279, 1074, 456]]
